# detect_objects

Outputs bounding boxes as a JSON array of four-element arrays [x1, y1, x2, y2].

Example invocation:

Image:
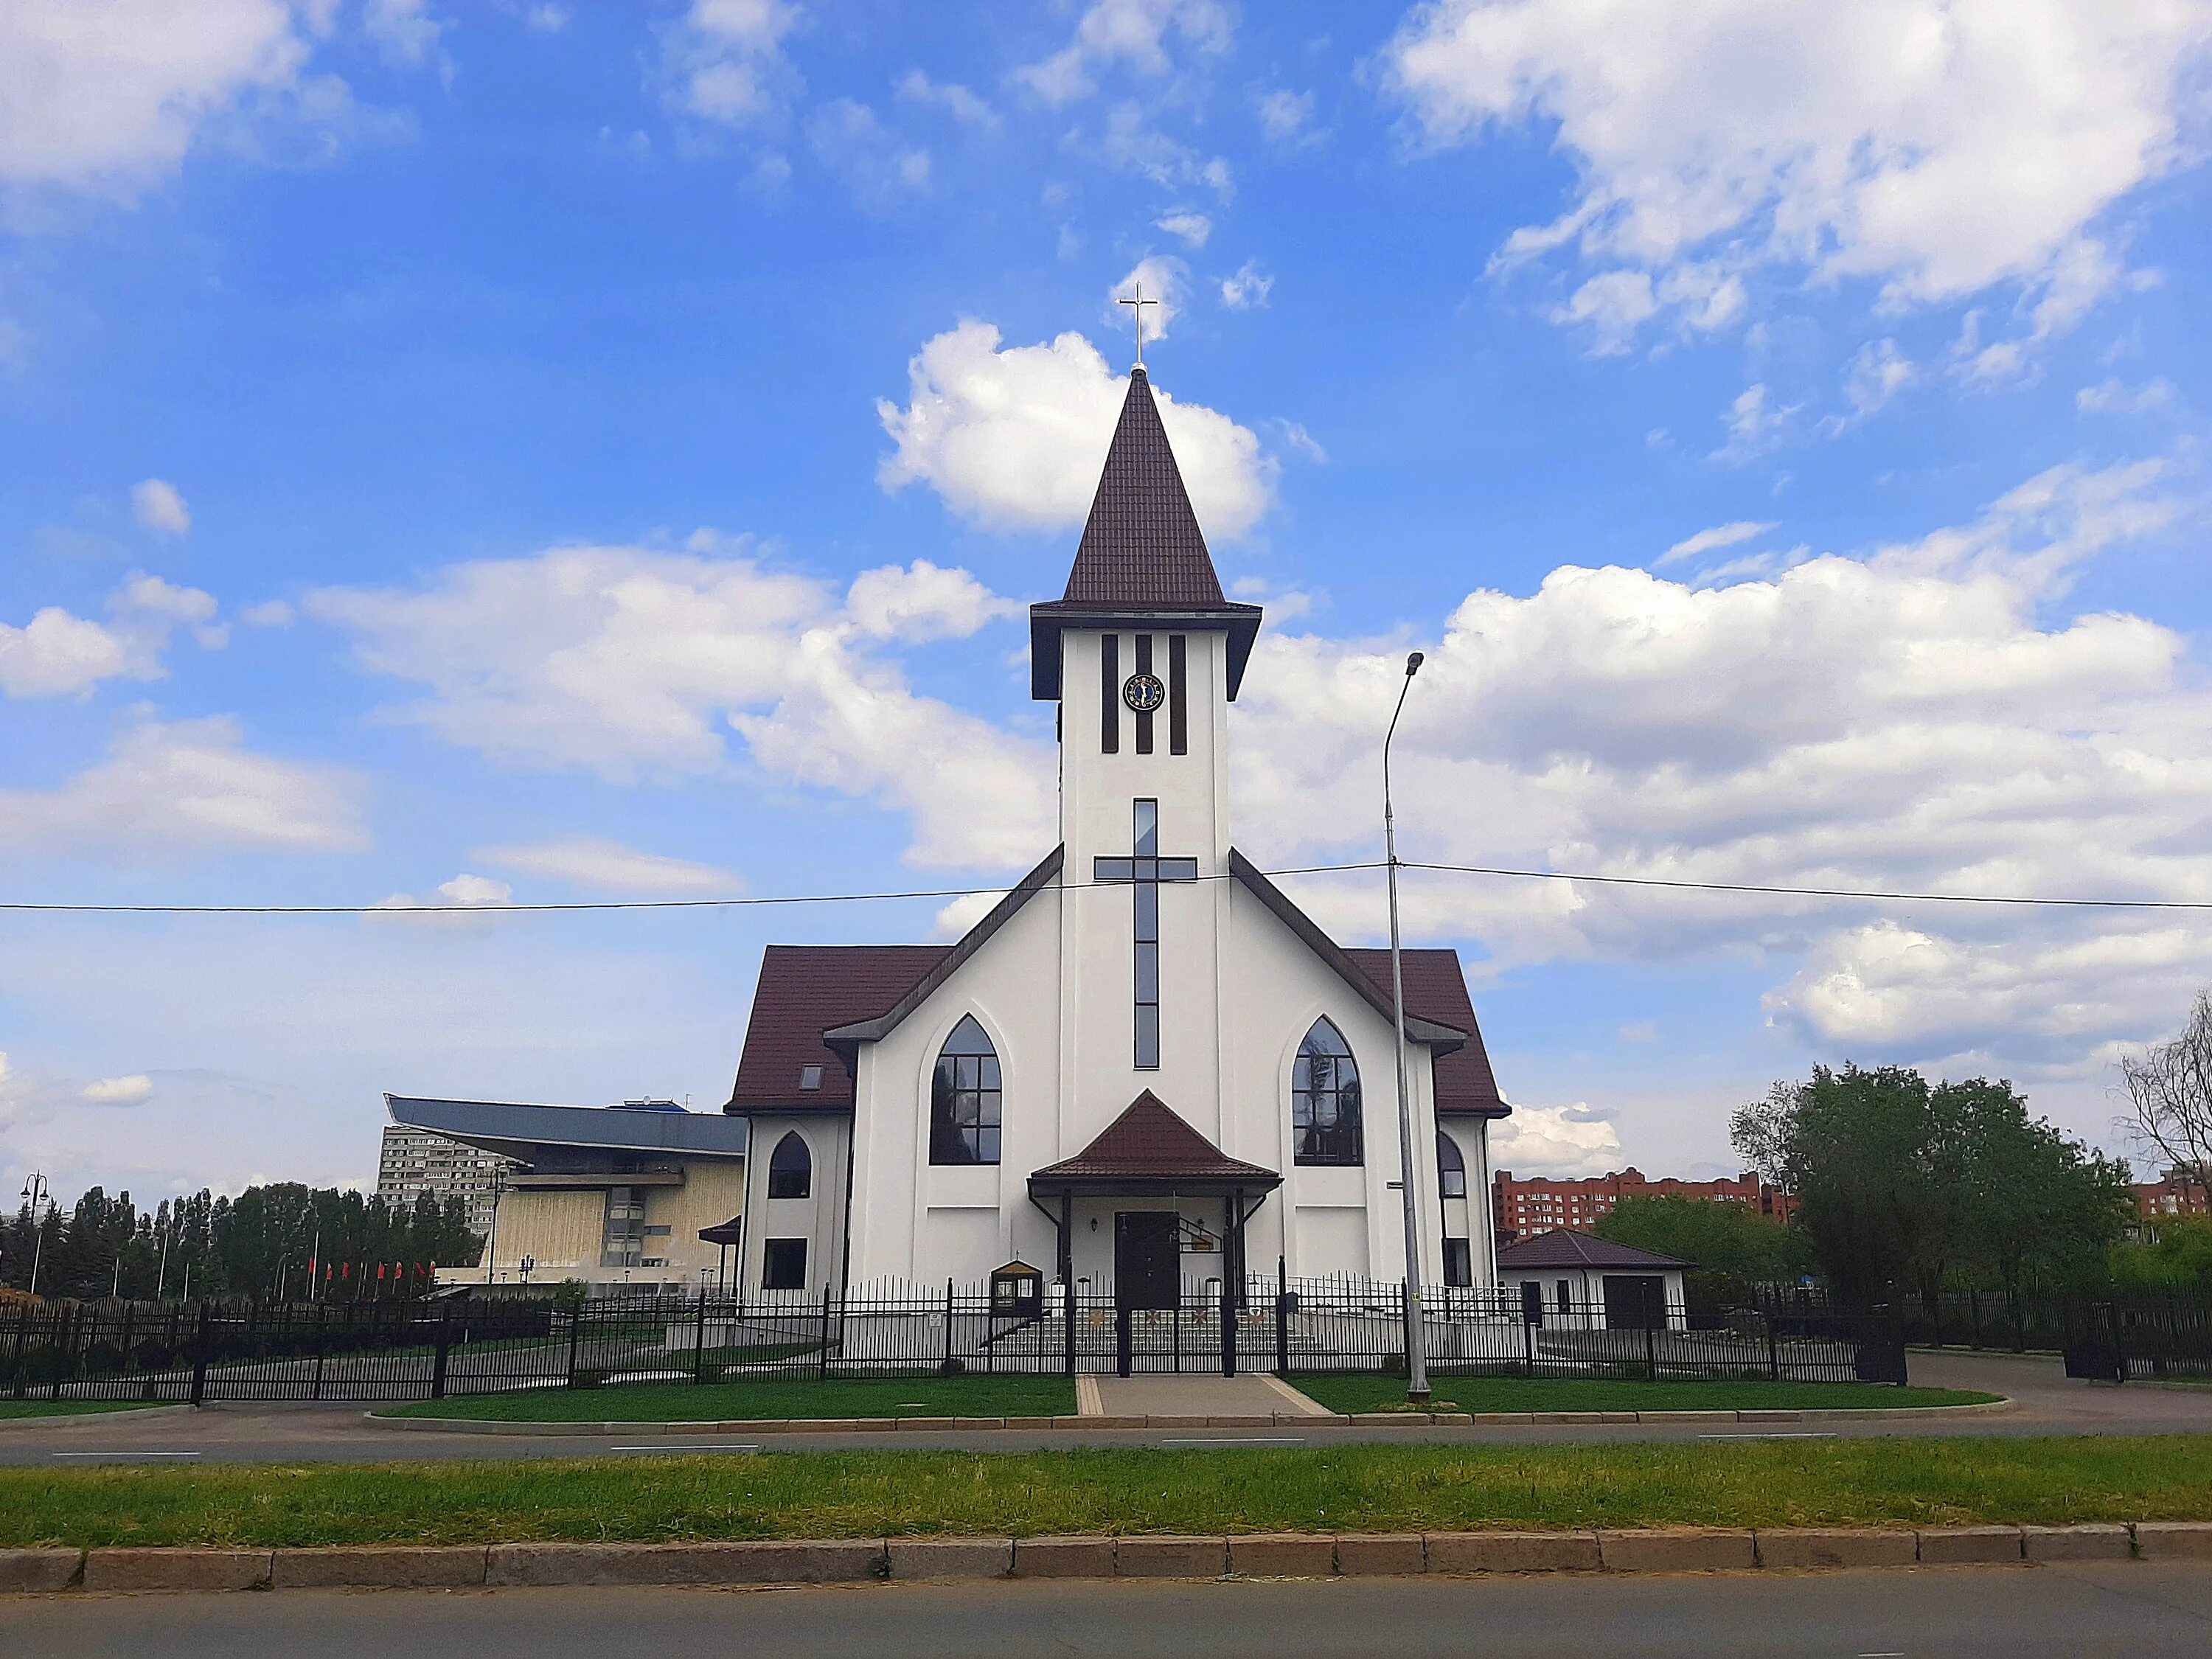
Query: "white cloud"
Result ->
[[81, 1074, 153, 1105], [843, 560, 1019, 641], [1710, 383, 1798, 462], [1012, 0, 1234, 106], [240, 599, 296, 627], [1218, 259, 1272, 310], [895, 70, 998, 130], [0, 0, 434, 198], [478, 838, 743, 896], [0, 715, 366, 858], [662, 0, 801, 126], [1155, 210, 1211, 248], [0, 0, 308, 192], [310, 543, 1052, 869], [131, 478, 192, 535], [1548, 270, 1655, 353], [1388, 0, 2212, 345], [875, 319, 1275, 538], [364, 0, 449, 72], [1227, 454, 2204, 1076], [1657, 520, 1775, 568], [2079, 377, 2177, 415], [526, 4, 568, 30], [1273, 420, 1326, 464], [0, 574, 222, 698], [1099, 102, 1235, 198], [1256, 87, 1317, 145], [807, 99, 929, 201], [1492, 1102, 1624, 1178], [0, 607, 132, 698], [1110, 254, 1187, 341], [1841, 338, 1917, 420]]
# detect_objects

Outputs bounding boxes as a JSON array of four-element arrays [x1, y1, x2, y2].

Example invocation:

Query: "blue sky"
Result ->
[[4, 0, 2211, 1203]]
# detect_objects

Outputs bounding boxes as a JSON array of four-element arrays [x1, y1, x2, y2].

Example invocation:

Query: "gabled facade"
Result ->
[[725, 366, 1512, 1301]]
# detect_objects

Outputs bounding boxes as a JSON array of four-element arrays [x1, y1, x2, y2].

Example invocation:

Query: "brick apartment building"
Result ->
[[2135, 1166, 2211, 1222], [1493, 1166, 1793, 1241]]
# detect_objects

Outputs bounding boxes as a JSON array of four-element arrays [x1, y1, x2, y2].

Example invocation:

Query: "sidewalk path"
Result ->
[[1085, 1371, 1329, 1419]]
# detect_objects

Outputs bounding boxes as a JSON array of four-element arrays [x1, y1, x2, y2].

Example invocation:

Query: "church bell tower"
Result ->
[[1029, 366, 1263, 1136]]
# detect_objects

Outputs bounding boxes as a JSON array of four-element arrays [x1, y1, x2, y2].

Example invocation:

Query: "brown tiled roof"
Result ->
[[1063, 369, 1231, 608], [725, 945, 949, 1112], [1342, 948, 1509, 1118], [1029, 1091, 1281, 1190], [1496, 1231, 1688, 1270], [1027, 369, 1265, 700]]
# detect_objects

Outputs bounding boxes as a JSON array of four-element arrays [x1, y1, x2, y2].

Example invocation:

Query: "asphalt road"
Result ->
[[10, 1565, 2212, 1657], [5, 1350, 2211, 1464]]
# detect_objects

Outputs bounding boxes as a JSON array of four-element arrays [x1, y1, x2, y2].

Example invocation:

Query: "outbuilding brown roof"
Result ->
[[1029, 1091, 1281, 1192]]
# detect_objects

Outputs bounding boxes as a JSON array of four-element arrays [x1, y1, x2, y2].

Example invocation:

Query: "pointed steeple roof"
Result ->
[[1029, 367, 1264, 701], [1062, 368, 1228, 608]]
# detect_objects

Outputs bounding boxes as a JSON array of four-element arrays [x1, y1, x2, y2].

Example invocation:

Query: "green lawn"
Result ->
[[0, 1399, 174, 1421], [382, 1371, 1078, 1422], [7, 1437, 2212, 1548], [1293, 1375, 2000, 1414]]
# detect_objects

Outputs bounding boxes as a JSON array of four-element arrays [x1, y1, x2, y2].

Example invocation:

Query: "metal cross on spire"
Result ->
[[1119, 280, 1159, 370]]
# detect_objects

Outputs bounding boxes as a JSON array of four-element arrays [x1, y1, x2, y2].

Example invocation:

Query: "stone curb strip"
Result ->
[[366, 1398, 2014, 1436], [7, 1521, 2205, 1594], [0, 1404, 198, 1433]]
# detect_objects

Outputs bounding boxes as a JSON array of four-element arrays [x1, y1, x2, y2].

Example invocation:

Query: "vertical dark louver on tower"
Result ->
[[1168, 633, 1187, 755], [1133, 634, 1155, 755], [1100, 633, 1119, 754]]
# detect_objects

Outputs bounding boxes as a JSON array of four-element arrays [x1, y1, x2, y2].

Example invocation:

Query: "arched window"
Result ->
[[1437, 1130, 1467, 1198], [1293, 1018, 1363, 1166], [766, 1130, 811, 1199], [930, 1015, 1002, 1165]]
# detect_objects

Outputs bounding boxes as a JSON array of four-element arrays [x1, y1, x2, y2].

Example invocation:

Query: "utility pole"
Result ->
[[1383, 653, 1432, 1403], [20, 1174, 50, 1299]]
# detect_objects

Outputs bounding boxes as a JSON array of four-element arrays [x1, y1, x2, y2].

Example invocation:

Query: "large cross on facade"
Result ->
[[1093, 798, 1198, 1068]]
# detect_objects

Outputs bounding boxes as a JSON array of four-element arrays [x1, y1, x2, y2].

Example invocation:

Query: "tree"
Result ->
[[2111, 1218, 2212, 1290], [1591, 1193, 1808, 1306], [2121, 990, 2212, 1196], [1731, 1064, 2130, 1310]]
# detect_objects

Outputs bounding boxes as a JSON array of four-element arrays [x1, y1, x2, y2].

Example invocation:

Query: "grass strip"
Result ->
[[0, 1399, 173, 1421], [1290, 1376, 1999, 1414], [7, 1437, 2212, 1548], [382, 1372, 1078, 1422]]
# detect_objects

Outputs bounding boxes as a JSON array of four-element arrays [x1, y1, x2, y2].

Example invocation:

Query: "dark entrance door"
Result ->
[[1113, 1212, 1180, 1310], [1603, 1275, 1664, 1330]]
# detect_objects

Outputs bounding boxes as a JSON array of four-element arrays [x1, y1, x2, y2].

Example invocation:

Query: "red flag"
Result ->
[[377, 1263, 386, 1281]]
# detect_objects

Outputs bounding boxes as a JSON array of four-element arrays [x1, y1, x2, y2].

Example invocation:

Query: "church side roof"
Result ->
[[726, 846, 1064, 1113], [1029, 1091, 1281, 1191], [1029, 366, 1263, 700], [725, 945, 951, 1113], [1341, 947, 1510, 1119]]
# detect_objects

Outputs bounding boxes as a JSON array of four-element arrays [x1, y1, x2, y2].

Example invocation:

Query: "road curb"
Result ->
[[360, 1397, 2013, 1436], [25, 1521, 2210, 1594]]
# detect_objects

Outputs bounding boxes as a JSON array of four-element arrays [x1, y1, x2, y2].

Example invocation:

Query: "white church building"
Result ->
[[723, 364, 1512, 1308]]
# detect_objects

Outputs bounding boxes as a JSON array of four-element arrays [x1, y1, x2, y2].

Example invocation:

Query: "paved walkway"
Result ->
[[1085, 1371, 1329, 1418]]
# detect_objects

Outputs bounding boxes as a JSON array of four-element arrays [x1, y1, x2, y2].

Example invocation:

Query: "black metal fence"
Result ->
[[2061, 1293, 2212, 1383], [2, 1275, 1908, 1400]]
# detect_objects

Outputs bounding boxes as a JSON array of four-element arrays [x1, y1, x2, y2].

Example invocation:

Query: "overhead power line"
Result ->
[[0, 859, 2206, 916]]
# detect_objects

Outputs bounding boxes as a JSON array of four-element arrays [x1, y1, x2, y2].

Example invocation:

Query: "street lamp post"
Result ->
[[20, 1174, 50, 1299], [1384, 651, 1432, 1403]]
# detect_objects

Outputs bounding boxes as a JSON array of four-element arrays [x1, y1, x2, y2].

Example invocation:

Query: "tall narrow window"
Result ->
[[1099, 633, 1120, 754], [930, 1015, 1002, 1164], [1167, 633, 1187, 755], [1293, 1018, 1363, 1166], [1437, 1130, 1467, 1197], [1133, 634, 1155, 754], [1133, 799, 1160, 1068], [767, 1130, 811, 1199]]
